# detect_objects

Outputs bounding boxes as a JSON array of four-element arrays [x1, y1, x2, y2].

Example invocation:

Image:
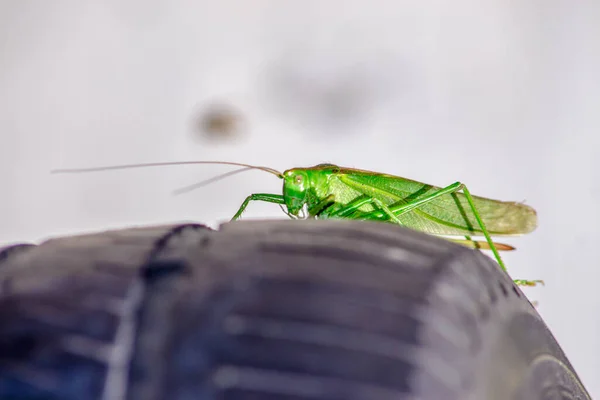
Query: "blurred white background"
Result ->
[[1, 0, 599, 396]]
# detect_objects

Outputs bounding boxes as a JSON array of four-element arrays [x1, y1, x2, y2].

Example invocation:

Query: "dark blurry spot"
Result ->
[[194, 103, 244, 142], [263, 67, 370, 133], [258, 51, 413, 136]]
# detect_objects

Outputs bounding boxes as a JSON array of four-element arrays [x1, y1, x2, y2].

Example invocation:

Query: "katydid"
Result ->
[[52, 161, 542, 286]]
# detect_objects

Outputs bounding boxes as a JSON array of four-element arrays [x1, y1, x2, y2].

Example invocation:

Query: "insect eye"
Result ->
[[295, 175, 304, 184]]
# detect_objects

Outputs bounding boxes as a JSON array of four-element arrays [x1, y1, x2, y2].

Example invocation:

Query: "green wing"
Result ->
[[328, 169, 537, 237]]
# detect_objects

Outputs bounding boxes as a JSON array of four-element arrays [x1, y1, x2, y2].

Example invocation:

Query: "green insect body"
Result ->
[[230, 164, 540, 287], [52, 161, 542, 287]]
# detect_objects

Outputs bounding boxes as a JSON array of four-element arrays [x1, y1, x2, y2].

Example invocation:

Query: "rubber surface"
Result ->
[[0, 220, 591, 400]]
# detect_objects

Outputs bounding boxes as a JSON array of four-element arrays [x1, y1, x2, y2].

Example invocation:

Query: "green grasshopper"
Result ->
[[53, 161, 542, 286]]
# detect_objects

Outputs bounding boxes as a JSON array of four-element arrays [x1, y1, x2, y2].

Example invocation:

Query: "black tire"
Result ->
[[0, 220, 591, 400]]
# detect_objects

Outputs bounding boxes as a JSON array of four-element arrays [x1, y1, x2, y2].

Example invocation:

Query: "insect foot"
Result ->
[[513, 279, 545, 287]]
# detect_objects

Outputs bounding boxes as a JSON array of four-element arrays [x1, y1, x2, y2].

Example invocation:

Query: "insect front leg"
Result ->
[[231, 193, 286, 221], [308, 194, 336, 217]]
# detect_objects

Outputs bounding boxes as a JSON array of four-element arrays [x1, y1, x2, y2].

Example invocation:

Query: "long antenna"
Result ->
[[51, 160, 284, 178], [172, 167, 254, 195]]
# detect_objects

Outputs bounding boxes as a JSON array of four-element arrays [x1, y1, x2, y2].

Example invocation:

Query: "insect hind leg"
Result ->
[[382, 182, 507, 266], [362, 182, 541, 287]]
